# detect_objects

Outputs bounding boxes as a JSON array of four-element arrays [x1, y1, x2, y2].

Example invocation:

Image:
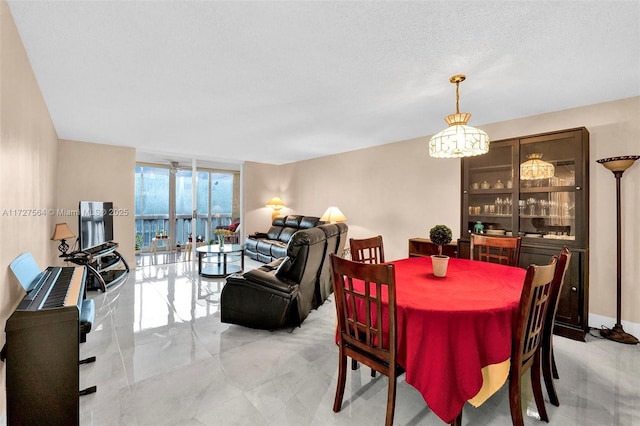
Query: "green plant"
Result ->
[[135, 232, 143, 250], [429, 224, 452, 256]]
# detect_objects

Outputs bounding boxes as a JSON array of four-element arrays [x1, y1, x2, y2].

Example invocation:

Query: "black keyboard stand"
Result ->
[[79, 386, 97, 396]]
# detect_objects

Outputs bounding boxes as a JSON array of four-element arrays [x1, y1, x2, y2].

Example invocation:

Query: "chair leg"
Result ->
[[333, 351, 347, 413], [551, 348, 559, 380], [531, 351, 549, 422], [351, 359, 358, 370], [385, 372, 397, 426], [508, 373, 525, 426], [542, 341, 560, 407], [450, 410, 463, 426]]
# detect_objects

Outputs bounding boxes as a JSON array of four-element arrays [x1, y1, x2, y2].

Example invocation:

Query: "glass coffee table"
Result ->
[[196, 244, 244, 277]]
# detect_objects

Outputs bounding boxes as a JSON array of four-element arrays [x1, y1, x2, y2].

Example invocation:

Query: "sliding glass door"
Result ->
[[135, 163, 240, 251]]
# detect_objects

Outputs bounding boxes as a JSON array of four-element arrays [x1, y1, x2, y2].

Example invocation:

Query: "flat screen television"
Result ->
[[79, 201, 114, 251]]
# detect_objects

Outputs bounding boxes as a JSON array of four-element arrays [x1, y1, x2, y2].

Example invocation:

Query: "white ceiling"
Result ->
[[7, 1, 640, 167]]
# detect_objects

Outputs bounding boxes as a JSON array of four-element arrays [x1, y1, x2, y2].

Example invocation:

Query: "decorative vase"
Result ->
[[431, 255, 449, 277], [218, 234, 224, 248]]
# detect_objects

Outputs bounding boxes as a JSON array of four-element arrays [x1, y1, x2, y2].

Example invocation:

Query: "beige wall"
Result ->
[[56, 139, 136, 263], [244, 96, 640, 330], [242, 160, 285, 237], [0, 0, 59, 414], [0, 4, 137, 416]]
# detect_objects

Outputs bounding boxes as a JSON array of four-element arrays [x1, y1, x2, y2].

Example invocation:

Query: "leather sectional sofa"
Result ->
[[244, 215, 324, 263], [221, 222, 348, 330]]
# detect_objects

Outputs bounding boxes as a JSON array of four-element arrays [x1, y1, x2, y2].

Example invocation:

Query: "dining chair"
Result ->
[[329, 254, 402, 426], [471, 234, 522, 266], [350, 235, 385, 264], [348, 235, 386, 375], [451, 258, 558, 426], [542, 246, 571, 407]]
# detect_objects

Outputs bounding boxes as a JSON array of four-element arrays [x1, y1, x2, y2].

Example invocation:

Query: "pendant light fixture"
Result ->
[[429, 74, 490, 158], [520, 153, 555, 180]]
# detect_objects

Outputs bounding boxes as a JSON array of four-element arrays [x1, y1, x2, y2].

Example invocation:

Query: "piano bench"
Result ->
[[80, 299, 95, 343]]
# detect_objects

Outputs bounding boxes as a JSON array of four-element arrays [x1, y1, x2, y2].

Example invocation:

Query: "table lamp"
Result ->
[[51, 223, 75, 256], [596, 155, 640, 345], [320, 206, 347, 224], [265, 197, 286, 220]]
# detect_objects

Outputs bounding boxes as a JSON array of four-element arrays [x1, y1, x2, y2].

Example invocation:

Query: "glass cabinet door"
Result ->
[[462, 128, 586, 245], [463, 141, 517, 237], [518, 131, 583, 244]]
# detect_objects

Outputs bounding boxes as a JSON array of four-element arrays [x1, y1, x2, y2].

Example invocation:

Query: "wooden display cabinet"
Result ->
[[460, 127, 589, 340]]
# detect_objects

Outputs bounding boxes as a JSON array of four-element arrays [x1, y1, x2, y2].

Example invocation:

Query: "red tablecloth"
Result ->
[[357, 256, 526, 423]]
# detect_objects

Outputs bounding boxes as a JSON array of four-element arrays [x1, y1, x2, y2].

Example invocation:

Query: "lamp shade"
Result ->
[[51, 223, 75, 241], [596, 155, 640, 172], [265, 197, 285, 210], [320, 206, 347, 223], [520, 153, 555, 180]]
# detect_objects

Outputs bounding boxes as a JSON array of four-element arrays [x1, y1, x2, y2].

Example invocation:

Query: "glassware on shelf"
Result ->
[[505, 197, 512, 215], [539, 200, 548, 216], [526, 198, 536, 216], [495, 197, 503, 215], [518, 199, 525, 214]]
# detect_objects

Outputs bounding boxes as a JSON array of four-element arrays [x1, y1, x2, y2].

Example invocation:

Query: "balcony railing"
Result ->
[[135, 213, 233, 250]]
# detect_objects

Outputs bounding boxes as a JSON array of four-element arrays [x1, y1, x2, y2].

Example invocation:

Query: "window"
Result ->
[[135, 163, 240, 250]]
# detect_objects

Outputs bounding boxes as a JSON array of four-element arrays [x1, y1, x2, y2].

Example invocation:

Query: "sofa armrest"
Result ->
[[241, 268, 298, 295], [259, 258, 285, 272]]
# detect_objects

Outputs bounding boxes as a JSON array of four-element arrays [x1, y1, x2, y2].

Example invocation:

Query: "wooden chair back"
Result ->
[[509, 258, 558, 425], [542, 246, 571, 406], [451, 257, 558, 426], [330, 253, 400, 426], [350, 235, 385, 264], [471, 234, 522, 266]]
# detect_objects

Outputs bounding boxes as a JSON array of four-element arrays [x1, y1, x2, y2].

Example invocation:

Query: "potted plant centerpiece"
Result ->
[[429, 224, 453, 277]]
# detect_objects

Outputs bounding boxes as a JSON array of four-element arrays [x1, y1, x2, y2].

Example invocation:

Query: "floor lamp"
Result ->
[[596, 155, 640, 345]]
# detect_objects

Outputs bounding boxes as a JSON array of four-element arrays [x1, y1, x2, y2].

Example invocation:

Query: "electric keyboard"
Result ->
[[5, 261, 87, 425]]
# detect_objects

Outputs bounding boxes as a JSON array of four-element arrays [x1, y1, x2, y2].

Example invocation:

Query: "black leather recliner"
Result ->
[[221, 223, 348, 329], [315, 222, 348, 308]]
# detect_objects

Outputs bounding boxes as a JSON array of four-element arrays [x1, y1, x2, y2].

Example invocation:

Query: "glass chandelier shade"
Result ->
[[429, 113, 490, 158], [429, 75, 490, 158], [520, 153, 555, 180]]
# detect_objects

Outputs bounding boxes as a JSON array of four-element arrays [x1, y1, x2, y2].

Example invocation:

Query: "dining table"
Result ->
[[372, 256, 526, 424]]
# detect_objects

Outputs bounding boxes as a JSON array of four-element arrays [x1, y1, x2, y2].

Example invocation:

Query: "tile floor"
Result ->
[[77, 254, 640, 425]]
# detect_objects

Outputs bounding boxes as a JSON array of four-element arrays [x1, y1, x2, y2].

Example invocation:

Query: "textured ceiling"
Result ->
[[7, 1, 640, 166]]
